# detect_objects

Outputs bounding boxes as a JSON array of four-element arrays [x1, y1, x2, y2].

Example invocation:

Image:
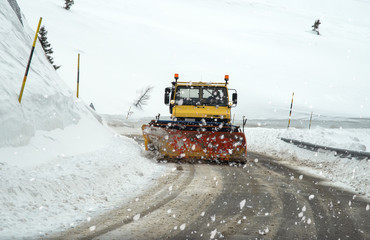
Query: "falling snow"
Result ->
[[180, 224, 186, 231], [240, 199, 246, 210], [133, 214, 141, 221], [259, 227, 269, 235], [210, 229, 217, 239]]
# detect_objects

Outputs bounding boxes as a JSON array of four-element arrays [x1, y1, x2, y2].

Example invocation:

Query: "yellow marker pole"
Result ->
[[142, 125, 149, 151], [287, 92, 294, 129], [76, 53, 80, 98], [18, 17, 42, 103], [309, 112, 313, 129]]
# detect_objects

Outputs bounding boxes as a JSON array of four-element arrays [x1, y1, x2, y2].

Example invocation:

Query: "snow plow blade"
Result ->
[[142, 120, 247, 162]]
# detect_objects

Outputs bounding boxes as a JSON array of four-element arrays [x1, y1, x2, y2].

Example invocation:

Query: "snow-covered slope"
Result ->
[[0, 1, 165, 238], [17, 0, 370, 119], [0, 0, 80, 147]]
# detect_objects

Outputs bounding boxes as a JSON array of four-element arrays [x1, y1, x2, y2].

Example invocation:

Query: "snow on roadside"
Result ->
[[0, 1, 166, 238], [0, 116, 165, 239], [281, 127, 370, 152], [246, 127, 370, 198]]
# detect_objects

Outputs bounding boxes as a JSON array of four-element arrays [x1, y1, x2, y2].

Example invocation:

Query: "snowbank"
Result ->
[[0, 117, 165, 238], [246, 126, 370, 197]]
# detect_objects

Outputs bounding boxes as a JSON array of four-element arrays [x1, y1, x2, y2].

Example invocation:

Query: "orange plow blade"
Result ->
[[142, 120, 247, 162]]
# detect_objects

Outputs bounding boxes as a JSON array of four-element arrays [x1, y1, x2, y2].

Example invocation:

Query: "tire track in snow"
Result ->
[[52, 164, 195, 239]]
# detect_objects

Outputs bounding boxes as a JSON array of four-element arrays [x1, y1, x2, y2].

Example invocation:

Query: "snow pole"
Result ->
[[309, 112, 313, 129], [242, 116, 247, 133], [287, 92, 294, 129], [126, 106, 131, 119], [18, 17, 42, 103], [76, 53, 80, 98]]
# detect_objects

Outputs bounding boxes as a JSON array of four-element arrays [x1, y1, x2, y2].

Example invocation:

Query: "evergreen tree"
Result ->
[[38, 26, 60, 70], [312, 19, 321, 35], [64, 0, 74, 10]]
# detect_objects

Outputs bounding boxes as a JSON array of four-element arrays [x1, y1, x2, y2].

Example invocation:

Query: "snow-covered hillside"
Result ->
[[0, 0, 164, 238], [0, 0, 81, 147], [17, 0, 370, 119]]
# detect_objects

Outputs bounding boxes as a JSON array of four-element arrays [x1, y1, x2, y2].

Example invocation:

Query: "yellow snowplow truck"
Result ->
[[142, 74, 247, 162]]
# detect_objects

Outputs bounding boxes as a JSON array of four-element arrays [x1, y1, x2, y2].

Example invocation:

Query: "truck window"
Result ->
[[175, 87, 200, 105], [202, 87, 228, 106], [175, 86, 228, 106]]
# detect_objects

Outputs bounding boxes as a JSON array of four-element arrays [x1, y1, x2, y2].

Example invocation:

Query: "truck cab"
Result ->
[[164, 74, 237, 123]]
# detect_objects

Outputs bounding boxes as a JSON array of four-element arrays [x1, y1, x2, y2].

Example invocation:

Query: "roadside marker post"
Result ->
[[126, 106, 132, 119], [242, 116, 247, 133], [309, 112, 313, 129], [76, 53, 80, 98], [287, 92, 294, 129], [18, 17, 42, 103]]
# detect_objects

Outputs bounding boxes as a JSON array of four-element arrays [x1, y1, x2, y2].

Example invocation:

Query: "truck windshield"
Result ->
[[175, 86, 228, 106]]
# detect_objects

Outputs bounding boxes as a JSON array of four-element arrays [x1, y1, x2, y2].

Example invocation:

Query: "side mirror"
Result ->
[[164, 87, 171, 105], [232, 93, 237, 105]]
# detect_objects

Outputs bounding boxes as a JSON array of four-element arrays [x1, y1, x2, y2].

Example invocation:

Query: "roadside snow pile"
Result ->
[[246, 127, 370, 197], [0, 1, 165, 238], [281, 127, 370, 152], [0, 119, 164, 238]]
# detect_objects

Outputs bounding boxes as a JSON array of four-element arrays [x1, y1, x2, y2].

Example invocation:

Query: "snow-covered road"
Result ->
[[53, 150, 370, 240]]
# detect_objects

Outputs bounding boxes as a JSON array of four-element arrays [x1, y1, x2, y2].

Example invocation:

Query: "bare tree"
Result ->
[[133, 86, 153, 109]]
